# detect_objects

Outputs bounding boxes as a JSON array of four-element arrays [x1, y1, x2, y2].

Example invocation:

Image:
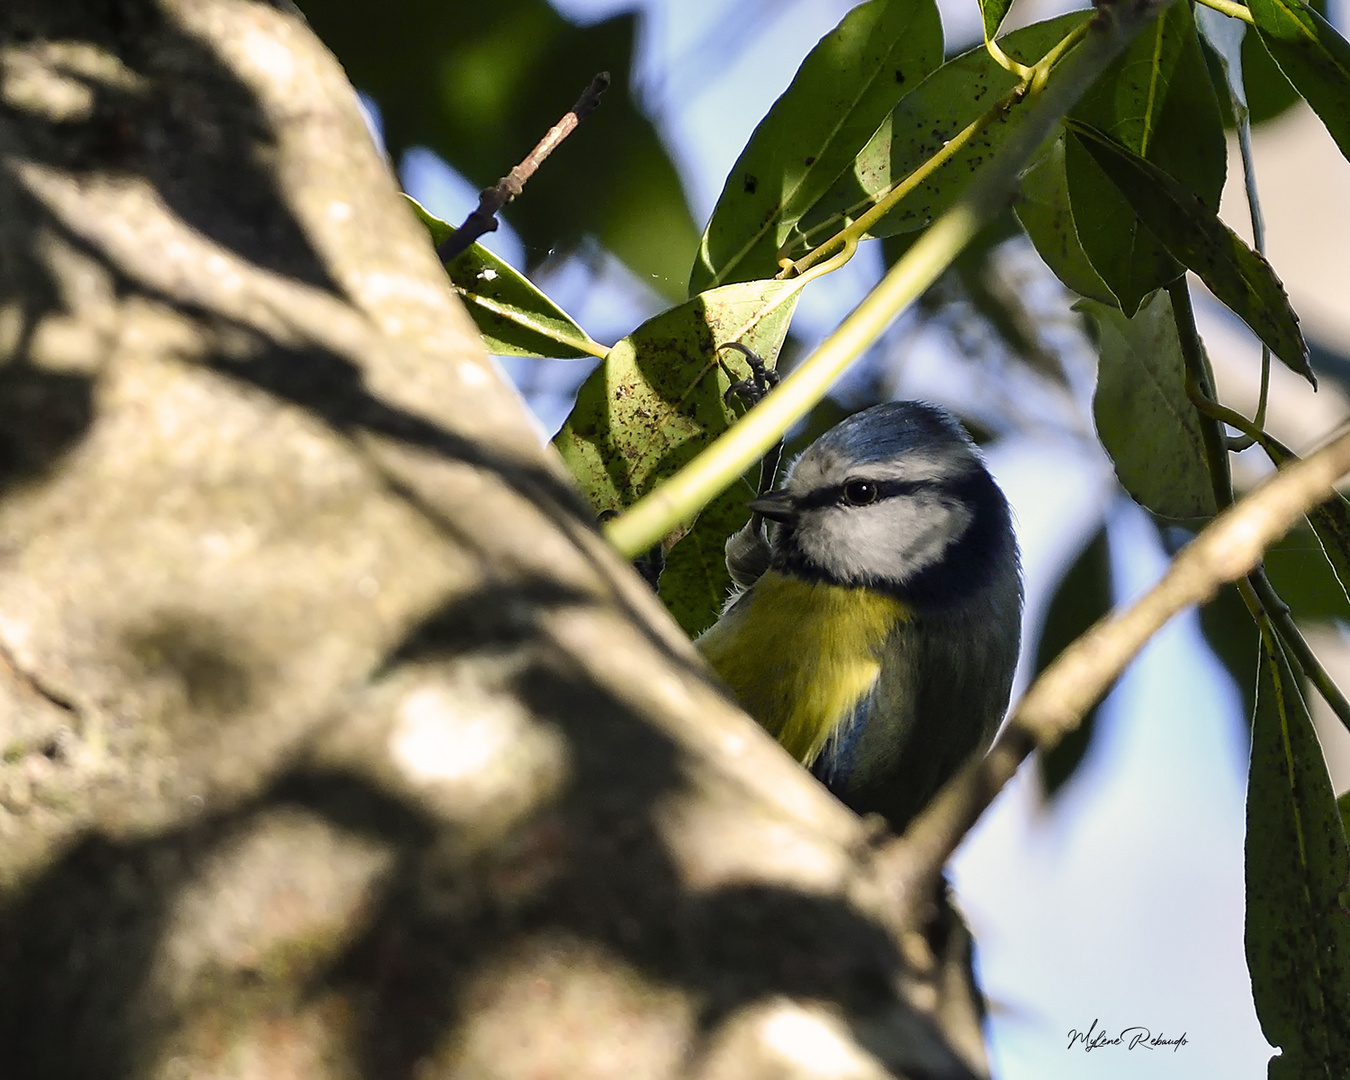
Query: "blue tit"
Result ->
[[696, 401, 1023, 832]]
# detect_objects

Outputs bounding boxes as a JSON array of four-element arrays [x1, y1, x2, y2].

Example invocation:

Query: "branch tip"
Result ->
[[435, 72, 612, 264]]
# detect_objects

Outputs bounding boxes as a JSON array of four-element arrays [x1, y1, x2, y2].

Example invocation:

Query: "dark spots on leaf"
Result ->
[[804, 156, 816, 166], [894, 70, 906, 84], [744, 174, 758, 195]]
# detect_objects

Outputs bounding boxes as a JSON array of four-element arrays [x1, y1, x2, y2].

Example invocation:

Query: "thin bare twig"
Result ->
[[436, 72, 611, 263], [876, 425, 1350, 922]]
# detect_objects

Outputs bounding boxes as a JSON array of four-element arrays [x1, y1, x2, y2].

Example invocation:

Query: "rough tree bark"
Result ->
[[0, 1, 982, 1077]]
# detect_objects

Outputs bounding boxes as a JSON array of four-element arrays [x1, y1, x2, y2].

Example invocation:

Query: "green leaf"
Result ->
[[1068, 123, 1313, 384], [1245, 24, 1303, 123], [690, 0, 943, 293], [1036, 524, 1114, 796], [1307, 499, 1350, 611], [1243, 0, 1331, 125], [1072, 0, 1227, 208], [1249, 0, 1350, 162], [1063, 0, 1225, 316], [1015, 135, 1115, 303], [658, 485, 755, 637], [1246, 632, 1350, 1080], [980, 0, 1014, 43], [1252, 435, 1350, 612], [1064, 136, 1183, 316], [553, 280, 800, 635], [1265, 526, 1350, 623], [788, 13, 1092, 252], [407, 196, 602, 359], [1078, 290, 1217, 519]]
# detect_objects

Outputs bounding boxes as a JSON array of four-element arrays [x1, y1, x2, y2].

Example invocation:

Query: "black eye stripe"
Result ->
[[795, 477, 942, 510]]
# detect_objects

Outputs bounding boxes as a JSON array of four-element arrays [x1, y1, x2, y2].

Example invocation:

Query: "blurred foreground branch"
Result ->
[[0, 2, 978, 1076]]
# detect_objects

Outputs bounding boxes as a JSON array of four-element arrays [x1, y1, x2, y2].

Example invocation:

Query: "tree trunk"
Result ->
[[0, 2, 980, 1076]]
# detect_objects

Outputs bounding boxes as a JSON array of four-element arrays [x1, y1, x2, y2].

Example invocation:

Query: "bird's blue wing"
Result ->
[[806, 595, 1019, 831], [809, 685, 879, 794]]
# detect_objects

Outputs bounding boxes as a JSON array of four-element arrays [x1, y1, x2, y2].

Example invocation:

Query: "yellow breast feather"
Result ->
[[696, 571, 909, 766]]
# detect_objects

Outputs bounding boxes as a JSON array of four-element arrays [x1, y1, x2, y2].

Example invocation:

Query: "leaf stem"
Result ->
[[782, 14, 1091, 279], [1250, 567, 1350, 738], [985, 37, 1035, 80], [1237, 82, 1273, 434], [1187, 387, 1280, 457], [1181, 301, 1350, 737], [1195, 0, 1256, 25], [1032, 18, 1094, 88], [1171, 277, 1279, 675], [1169, 278, 1237, 510], [783, 95, 1019, 278]]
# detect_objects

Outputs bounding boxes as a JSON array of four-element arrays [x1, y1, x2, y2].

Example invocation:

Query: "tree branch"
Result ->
[[436, 73, 611, 263]]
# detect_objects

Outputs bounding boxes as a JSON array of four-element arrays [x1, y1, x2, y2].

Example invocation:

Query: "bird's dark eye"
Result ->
[[842, 480, 878, 506]]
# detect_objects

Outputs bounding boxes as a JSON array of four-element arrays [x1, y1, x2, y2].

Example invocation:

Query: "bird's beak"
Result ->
[[746, 490, 797, 522]]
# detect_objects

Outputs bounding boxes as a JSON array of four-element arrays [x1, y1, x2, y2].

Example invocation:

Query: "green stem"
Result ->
[[1188, 389, 1292, 465], [1250, 568, 1350, 738], [1169, 278, 1236, 511], [1180, 298, 1350, 737], [605, 0, 1169, 558], [785, 94, 1019, 278], [1034, 18, 1093, 82], [1236, 92, 1272, 433], [1195, 0, 1255, 25], [784, 15, 1092, 278], [608, 206, 985, 557], [985, 36, 1035, 80], [1170, 277, 1273, 674]]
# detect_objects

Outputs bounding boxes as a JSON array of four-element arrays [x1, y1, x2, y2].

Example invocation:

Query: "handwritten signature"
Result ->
[[1067, 1019, 1188, 1052]]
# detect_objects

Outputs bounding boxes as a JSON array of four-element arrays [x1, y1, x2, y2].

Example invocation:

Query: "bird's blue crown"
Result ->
[[808, 401, 975, 466]]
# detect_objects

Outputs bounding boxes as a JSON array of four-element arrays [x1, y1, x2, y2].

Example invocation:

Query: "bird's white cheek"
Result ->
[[802, 499, 971, 583], [884, 499, 971, 574], [800, 514, 873, 581]]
